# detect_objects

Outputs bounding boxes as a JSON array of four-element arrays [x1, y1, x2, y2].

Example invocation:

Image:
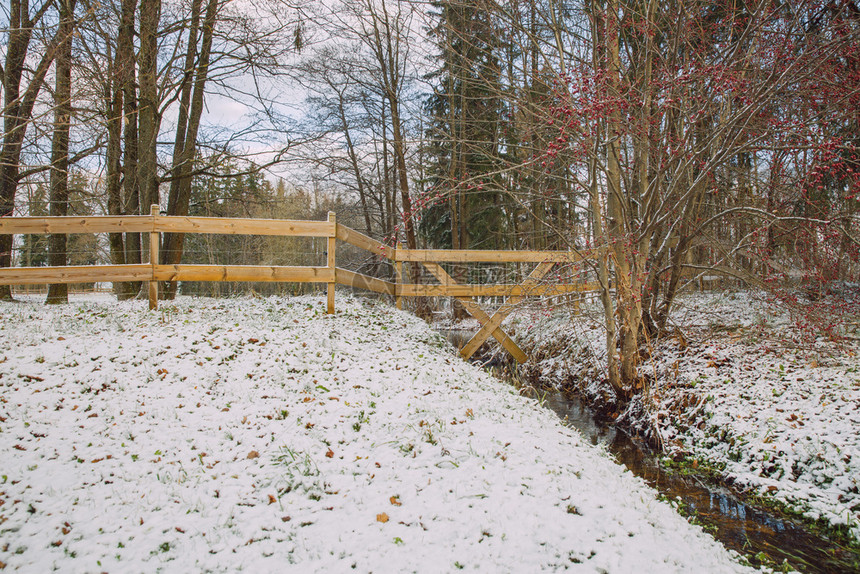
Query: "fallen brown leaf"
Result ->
[[376, 513, 389, 523]]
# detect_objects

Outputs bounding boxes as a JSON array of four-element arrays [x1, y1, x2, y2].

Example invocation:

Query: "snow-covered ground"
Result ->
[[0, 294, 753, 572], [512, 290, 860, 541]]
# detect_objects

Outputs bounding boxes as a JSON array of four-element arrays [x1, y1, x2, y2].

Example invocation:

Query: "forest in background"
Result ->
[[2, 0, 859, 396]]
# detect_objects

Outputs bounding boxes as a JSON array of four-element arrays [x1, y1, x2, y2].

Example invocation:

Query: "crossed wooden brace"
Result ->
[[420, 261, 555, 363]]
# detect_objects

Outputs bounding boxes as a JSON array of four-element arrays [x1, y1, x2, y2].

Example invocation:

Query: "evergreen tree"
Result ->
[[21, 185, 50, 268], [422, 0, 508, 250]]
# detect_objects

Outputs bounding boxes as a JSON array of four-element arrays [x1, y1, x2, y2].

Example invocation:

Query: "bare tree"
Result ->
[[1, 0, 65, 300], [45, 0, 78, 304], [161, 0, 220, 299], [136, 0, 161, 212]]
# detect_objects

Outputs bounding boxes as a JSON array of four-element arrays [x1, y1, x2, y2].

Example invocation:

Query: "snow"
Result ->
[[512, 290, 860, 541], [0, 294, 753, 572], [657, 292, 860, 539]]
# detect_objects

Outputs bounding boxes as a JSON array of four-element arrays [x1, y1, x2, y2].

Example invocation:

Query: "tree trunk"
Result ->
[[0, 0, 65, 301], [604, 0, 635, 394], [105, 26, 131, 299], [381, 101, 395, 242], [46, 0, 77, 304], [137, 0, 162, 213], [162, 0, 219, 300], [338, 96, 373, 236], [119, 0, 142, 295]]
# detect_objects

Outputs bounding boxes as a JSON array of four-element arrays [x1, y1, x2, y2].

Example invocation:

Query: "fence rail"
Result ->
[[0, 206, 594, 361], [0, 214, 334, 237], [393, 249, 593, 263]]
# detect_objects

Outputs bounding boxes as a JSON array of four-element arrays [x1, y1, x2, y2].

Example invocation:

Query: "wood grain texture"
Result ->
[[152, 265, 334, 283], [421, 262, 527, 363], [394, 249, 590, 263], [460, 262, 555, 360], [335, 224, 391, 256], [0, 216, 154, 235], [396, 282, 594, 297], [336, 268, 396, 296], [327, 212, 336, 314], [149, 205, 159, 309], [153, 216, 334, 237], [0, 265, 153, 285]]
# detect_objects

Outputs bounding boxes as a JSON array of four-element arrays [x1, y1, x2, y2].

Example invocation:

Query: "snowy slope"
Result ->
[[0, 294, 752, 572]]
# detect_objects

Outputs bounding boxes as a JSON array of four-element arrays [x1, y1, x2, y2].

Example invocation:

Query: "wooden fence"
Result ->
[[0, 206, 595, 362]]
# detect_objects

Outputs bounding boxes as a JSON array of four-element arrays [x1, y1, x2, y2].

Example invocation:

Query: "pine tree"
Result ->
[[422, 0, 508, 250]]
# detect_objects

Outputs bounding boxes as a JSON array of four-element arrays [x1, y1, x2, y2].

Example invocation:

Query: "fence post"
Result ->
[[327, 211, 336, 314], [149, 204, 159, 310], [394, 242, 403, 309]]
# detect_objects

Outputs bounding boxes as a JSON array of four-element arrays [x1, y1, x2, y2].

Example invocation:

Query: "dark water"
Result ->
[[537, 389, 859, 574], [439, 329, 860, 573]]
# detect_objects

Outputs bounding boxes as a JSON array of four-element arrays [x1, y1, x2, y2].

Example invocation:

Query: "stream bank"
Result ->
[[509, 380, 860, 574], [438, 301, 860, 573], [479, 290, 859, 571]]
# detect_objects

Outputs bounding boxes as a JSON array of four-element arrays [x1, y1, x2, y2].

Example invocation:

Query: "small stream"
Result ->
[[440, 328, 859, 573], [536, 388, 856, 573]]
